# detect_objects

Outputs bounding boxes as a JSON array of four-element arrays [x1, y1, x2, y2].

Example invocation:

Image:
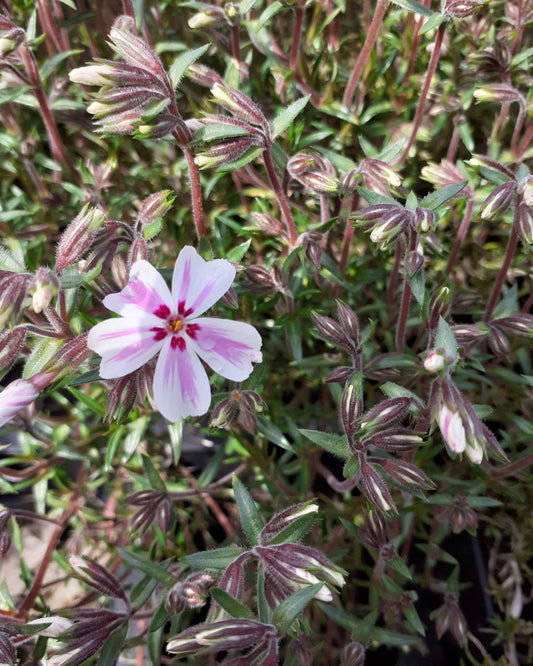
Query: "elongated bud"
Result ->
[[341, 377, 360, 439], [437, 405, 466, 454], [414, 207, 434, 233], [211, 82, 267, 128], [195, 135, 262, 169], [405, 250, 424, 277], [0, 379, 39, 427], [474, 83, 523, 104], [243, 265, 276, 292], [360, 158, 401, 187], [167, 619, 272, 654], [187, 63, 222, 87], [517, 203, 533, 244], [0, 272, 30, 329], [427, 284, 452, 331], [136, 190, 175, 227], [341, 642, 365, 666], [325, 366, 354, 383], [29, 267, 58, 313], [109, 27, 167, 80], [492, 313, 533, 339], [24, 616, 72, 638], [260, 502, 319, 543], [358, 509, 387, 550], [251, 212, 284, 237], [360, 397, 411, 432], [69, 555, 127, 601], [105, 374, 138, 422], [487, 324, 509, 358], [359, 459, 396, 514], [371, 428, 424, 452], [519, 176, 533, 206], [0, 327, 26, 382], [0, 14, 25, 56], [0, 508, 12, 558], [336, 300, 360, 349], [56, 205, 105, 272], [450, 323, 485, 346], [380, 459, 435, 491], [354, 203, 400, 221], [467, 154, 515, 179], [480, 181, 515, 219], [312, 312, 350, 347], [435, 594, 468, 646]]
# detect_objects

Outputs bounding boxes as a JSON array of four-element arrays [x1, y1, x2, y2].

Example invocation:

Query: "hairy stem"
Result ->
[[183, 146, 206, 238], [484, 205, 520, 321], [262, 147, 297, 246], [398, 23, 445, 164], [446, 197, 473, 275], [342, 0, 388, 109], [395, 228, 417, 351], [290, 2, 305, 73]]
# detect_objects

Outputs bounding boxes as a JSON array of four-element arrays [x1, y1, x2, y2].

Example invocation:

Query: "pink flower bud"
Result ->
[[0, 379, 39, 427], [437, 405, 466, 454], [55, 205, 105, 272]]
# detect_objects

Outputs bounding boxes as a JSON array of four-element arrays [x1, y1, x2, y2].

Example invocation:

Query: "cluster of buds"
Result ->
[[210, 389, 265, 434], [69, 22, 184, 139], [297, 230, 323, 269], [430, 376, 507, 463], [166, 572, 216, 614], [129, 487, 172, 535], [437, 495, 478, 534], [341, 642, 366, 666], [312, 299, 361, 373], [193, 82, 269, 169], [287, 151, 339, 195], [353, 201, 434, 249], [167, 618, 278, 662], [434, 594, 468, 646], [340, 158, 401, 198]]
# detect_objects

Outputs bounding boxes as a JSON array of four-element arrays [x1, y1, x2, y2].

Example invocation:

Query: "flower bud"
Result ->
[[243, 265, 276, 292], [492, 313, 533, 339], [487, 324, 510, 358], [424, 349, 449, 372], [474, 83, 522, 104], [0, 272, 30, 329], [341, 642, 365, 666], [360, 158, 401, 187], [24, 616, 72, 638], [437, 405, 466, 454], [325, 366, 355, 383], [467, 154, 514, 179], [435, 594, 468, 646], [0, 326, 26, 382], [29, 267, 59, 313], [312, 312, 351, 347], [250, 212, 284, 236], [260, 502, 319, 543], [0, 508, 12, 558], [444, 0, 480, 18], [186, 63, 222, 87], [0, 15, 25, 56], [0, 378, 39, 428], [167, 619, 271, 655], [69, 64, 116, 86], [360, 397, 411, 432], [414, 207, 434, 233], [211, 82, 267, 128], [56, 205, 105, 272], [380, 459, 435, 491], [517, 203, 533, 244], [405, 250, 424, 277], [105, 373, 138, 422], [359, 458, 396, 514], [358, 509, 387, 551], [480, 181, 515, 219], [426, 284, 452, 331]]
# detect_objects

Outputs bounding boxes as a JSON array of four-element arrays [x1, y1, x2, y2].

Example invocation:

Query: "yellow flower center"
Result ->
[[167, 318, 183, 333]]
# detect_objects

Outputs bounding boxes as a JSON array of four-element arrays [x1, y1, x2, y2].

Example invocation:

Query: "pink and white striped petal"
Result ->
[[153, 336, 211, 421], [189, 318, 263, 382], [104, 260, 175, 319], [88, 316, 165, 378], [171, 246, 235, 318], [0, 379, 39, 427]]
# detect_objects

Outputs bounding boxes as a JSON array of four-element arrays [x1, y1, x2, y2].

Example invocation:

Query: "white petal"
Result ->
[[87, 316, 164, 378], [103, 260, 175, 319], [0, 379, 39, 426], [153, 336, 211, 421], [188, 318, 262, 381], [171, 246, 235, 318]]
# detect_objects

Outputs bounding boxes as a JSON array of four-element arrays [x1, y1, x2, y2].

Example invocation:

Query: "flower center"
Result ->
[[167, 318, 183, 333]]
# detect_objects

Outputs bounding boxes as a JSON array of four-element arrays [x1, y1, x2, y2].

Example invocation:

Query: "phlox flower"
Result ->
[[0, 379, 39, 428], [87, 246, 262, 421]]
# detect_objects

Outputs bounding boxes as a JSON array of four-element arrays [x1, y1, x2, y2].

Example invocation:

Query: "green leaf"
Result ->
[[23, 337, 63, 379], [403, 599, 425, 636], [210, 588, 254, 619], [0, 246, 25, 272], [408, 267, 425, 307], [150, 602, 170, 633], [356, 186, 398, 206], [419, 181, 467, 211], [218, 146, 263, 171], [380, 382, 424, 409], [299, 429, 349, 458], [193, 123, 253, 143], [391, 0, 434, 17], [117, 549, 175, 586], [226, 239, 251, 263], [67, 386, 106, 417], [271, 583, 324, 635], [286, 318, 302, 363], [97, 623, 127, 666], [270, 96, 310, 140], [184, 547, 247, 570], [67, 369, 102, 386], [389, 556, 412, 579], [233, 475, 263, 545], [435, 317, 457, 361], [105, 426, 125, 472], [167, 419, 183, 466], [419, 12, 447, 35], [142, 454, 167, 492], [266, 512, 316, 546], [169, 44, 209, 90], [257, 415, 294, 452], [142, 218, 163, 241], [343, 453, 360, 478], [39, 50, 82, 80], [59, 263, 102, 289]]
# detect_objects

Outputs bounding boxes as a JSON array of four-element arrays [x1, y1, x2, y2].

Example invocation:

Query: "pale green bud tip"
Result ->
[[69, 65, 113, 86]]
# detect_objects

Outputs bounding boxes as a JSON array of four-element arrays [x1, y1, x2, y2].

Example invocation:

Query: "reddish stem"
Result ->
[[183, 146, 206, 238], [262, 148, 297, 247], [290, 2, 305, 73], [395, 227, 417, 352], [398, 23, 445, 164], [484, 205, 520, 322], [342, 0, 388, 109], [446, 124, 461, 162], [445, 197, 473, 275], [516, 121, 533, 159]]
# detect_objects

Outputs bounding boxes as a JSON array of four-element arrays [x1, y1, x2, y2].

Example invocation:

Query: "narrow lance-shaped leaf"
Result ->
[[419, 181, 467, 211], [270, 96, 310, 140], [233, 475, 263, 545], [168, 44, 209, 91], [271, 583, 325, 635]]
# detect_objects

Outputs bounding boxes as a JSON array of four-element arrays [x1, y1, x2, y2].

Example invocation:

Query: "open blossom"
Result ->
[[87, 246, 262, 421]]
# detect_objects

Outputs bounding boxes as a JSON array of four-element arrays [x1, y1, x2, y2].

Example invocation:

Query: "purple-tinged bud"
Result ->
[[336, 301, 360, 349], [135, 113, 182, 139], [210, 395, 240, 429], [130, 488, 171, 534], [424, 349, 450, 372], [359, 458, 396, 514], [341, 642, 365, 666], [492, 313, 533, 339], [444, 0, 480, 18], [243, 265, 276, 292], [105, 373, 138, 422], [109, 27, 168, 81], [187, 63, 223, 87], [480, 181, 516, 219], [426, 285, 452, 331], [69, 555, 127, 602], [450, 324, 486, 346], [325, 366, 355, 383], [360, 158, 401, 187], [474, 83, 523, 104], [339, 168, 360, 196], [0, 326, 26, 382], [260, 502, 319, 544], [129, 236, 148, 264], [312, 313, 350, 347], [188, 6, 225, 29], [519, 176, 533, 207], [56, 205, 105, 272], [251, 213, 284, 237], [167, 619, 273, 655], [517, 203, 533, 244], [341, 379, 360, 440], [29, 267, 58, 313], [414, 207, 434, 233], [44, 333, 91, 376], [224, 2, 240, 25], [379, 459, 435, 491], [358, 509, 387, 551], [137, 190, 175, 227], [0, 624, 16, 666], [209, 557, 247, 621], [422, 161, 472, 194], [353, 203, 400, 221], [435, 594, 468, 646], [0, 379, 39, 428], [0, 508, 12, 558], [0, 14, 25, 56], [405, 250, 424, 277], [487, 324, 510, 358], [211, 82, 267, 128], [360, 397, 411, 432], [467, 154, 515, 179], [371, 428, 424, 452], [195, 135, 263, 169], [0, 272, 30, 329]]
